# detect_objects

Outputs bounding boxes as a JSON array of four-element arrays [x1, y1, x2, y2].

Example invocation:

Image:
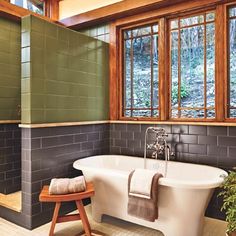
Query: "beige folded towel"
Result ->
[[128, 170, 163, 222], [49, 176, 86, 195], [129, 168, 157, 199]]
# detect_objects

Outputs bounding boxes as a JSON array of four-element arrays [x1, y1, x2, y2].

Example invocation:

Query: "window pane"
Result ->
[[206, 12, 215, 22], [133, 36, 151, 108], [153, 34, 159, 108], [124, 40, 131, 109], [10, 0, 44, 15], [229, 17, 236, 112], [180, 25, 204, 108], [229, 7, 236, 18], [206, 23, 215, 108], [171, 31, 179, 108], [170, 13, 215, 119], [230, 109, 236, 118], [181, 109, 205, 118], [124, 30, 131, 40], [123, 24, 159, 118], [133, 110, 151, 117], [133, 26, 151, 37], [180, 15, 204, 27], [171, 20, 178, 30]]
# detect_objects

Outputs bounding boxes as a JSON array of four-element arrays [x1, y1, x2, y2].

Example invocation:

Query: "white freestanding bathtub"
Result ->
[[73, 155, 227, 236]]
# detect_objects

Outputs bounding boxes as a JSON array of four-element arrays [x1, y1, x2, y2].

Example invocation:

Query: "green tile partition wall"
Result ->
[[0, 18, 21, 120], [21, 15, 109, 124]]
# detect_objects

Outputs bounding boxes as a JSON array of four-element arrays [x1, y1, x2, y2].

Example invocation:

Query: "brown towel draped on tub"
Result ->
[[128, 170, 163, 222]]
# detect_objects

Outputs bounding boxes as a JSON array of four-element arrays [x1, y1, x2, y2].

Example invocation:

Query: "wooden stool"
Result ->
[[39, 182, 95, 236]]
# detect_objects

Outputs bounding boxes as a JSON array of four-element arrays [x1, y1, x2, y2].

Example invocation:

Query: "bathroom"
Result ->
[[0, 0, 235, 235]]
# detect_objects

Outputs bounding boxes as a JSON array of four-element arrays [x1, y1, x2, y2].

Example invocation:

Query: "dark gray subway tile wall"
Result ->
[[110, 124, 236, 169], [2, 123, 236, 229], [21, 124, 109, 229], [110, 123, 236, 220], [0, 124, 21, 194]]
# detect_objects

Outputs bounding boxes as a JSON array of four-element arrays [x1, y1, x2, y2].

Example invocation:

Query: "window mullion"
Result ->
[[159, 18, 168, 121], [215, 5, 226, 121]]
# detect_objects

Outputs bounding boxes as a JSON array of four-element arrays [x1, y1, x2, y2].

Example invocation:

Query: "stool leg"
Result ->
[[76, 200, 91, 236], [49, 202, 61, 236]]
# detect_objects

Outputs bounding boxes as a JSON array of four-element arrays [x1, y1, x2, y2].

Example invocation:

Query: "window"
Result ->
[[228, 6, 236, 118], [122, 24, 159, 118], [170, 12, 216, 119], [10, 0, 44, 15]]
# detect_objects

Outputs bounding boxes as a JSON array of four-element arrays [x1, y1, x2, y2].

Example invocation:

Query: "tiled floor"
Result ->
[[0, 191, 21, 212], [0, 206, 227, 236]]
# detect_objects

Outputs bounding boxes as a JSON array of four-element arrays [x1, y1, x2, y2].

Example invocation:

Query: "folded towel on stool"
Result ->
[[49, 176, 86, 195]]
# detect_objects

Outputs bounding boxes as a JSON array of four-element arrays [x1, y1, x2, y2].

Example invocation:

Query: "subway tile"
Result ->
[[180, 134, 198, 144], [189, 126, 207, 135], [127, 139, 141, 149], [114, 139, 127, 148], [207, 126, 227, 136], [171, 125, 188, 134], [229, 127, 236, 136], [228, 147, 236, 158], [189, 144, 207, 154], [207, 146, 227, 156], [198, 135, 217, 145], [74, 134, 87, 143], [81, 142, 93, 151], [121, 131, 133, 140], [127, 124, 141, 132], [87, 132, 99, 141], [218, 136, 236, 146]]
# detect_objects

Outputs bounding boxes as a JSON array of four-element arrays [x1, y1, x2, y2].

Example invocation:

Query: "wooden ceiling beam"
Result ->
[[59, 0, 236, 30], [59, 0, 188, 29]]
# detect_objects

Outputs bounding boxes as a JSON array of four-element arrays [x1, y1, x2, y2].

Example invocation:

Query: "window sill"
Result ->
[[110, 120, 236, 127]]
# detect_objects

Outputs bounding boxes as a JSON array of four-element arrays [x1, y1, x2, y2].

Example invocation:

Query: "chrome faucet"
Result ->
[[144, 127, 172, 177]]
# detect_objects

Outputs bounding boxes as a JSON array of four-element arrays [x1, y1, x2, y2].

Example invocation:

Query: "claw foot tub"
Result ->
[[73, 155, 227, 236]]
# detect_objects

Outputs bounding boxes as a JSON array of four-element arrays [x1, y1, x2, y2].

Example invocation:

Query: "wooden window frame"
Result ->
[[118, 20, 162, 121], [110, 0, 233, 123], [225, 3, 236, 121], [168, 9, 217, 122]]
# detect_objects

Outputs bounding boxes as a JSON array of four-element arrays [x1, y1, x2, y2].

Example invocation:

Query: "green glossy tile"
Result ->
[[31, 78, 44, 94], [21, 47, 30, 63], [31, 47, 44, 65], [0, 39, 10, 53], [0, 18, 11, 30], [31, 31, 44, 49], [31, 15, 45, 33], [21, 109, 31, 123], [21, 16, 31, 33], [58, 53, 69, 68], [22, 62, 31, 78], [21, 94, 31, 110], [21, 78, 30, 94], [31, 94, 45, 109], [58, 40, 69, 55], [0, 52, 10, 64], [45, 22, 58, 38], [31, 63, 44, 78], [46, 95, 59, 109], [10, 30, 21, 42], [0, 28, 10, 41], [58, 27, 69, 42], [31, 109, 45, 123], [21, 32, 30, 48]]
